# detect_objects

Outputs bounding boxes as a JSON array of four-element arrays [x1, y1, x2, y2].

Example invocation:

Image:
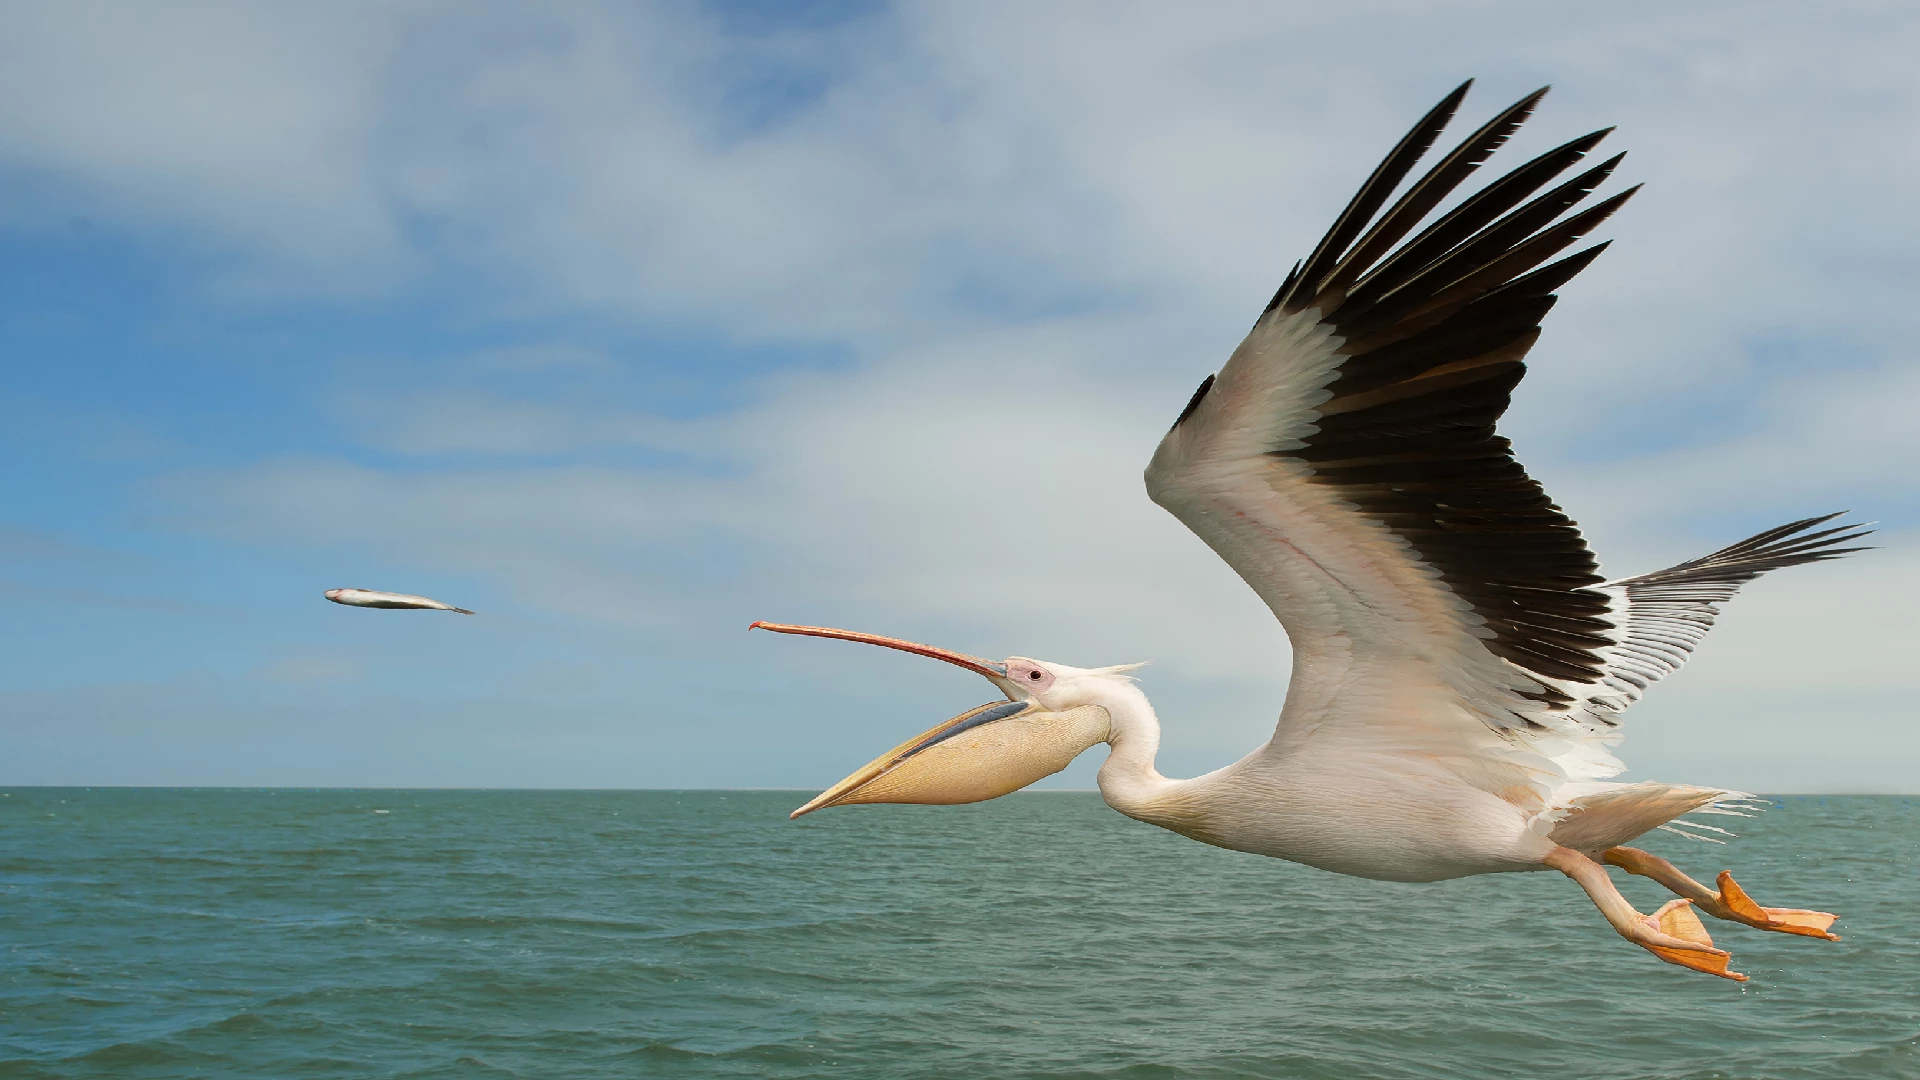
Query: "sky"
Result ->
[[2, 1, 1916, 793]]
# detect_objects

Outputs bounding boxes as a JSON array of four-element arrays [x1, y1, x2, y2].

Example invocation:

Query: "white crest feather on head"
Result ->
[[1089, 662, 1148, 680]]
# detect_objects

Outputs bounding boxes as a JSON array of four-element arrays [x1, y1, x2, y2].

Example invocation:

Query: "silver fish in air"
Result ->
[[324, 588, 474, 615]]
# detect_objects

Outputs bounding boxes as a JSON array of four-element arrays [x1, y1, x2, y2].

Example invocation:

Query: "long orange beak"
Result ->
[[748, 621, 1022, 701]]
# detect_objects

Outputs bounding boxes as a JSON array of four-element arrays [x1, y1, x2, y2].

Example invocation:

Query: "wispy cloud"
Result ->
[[3, 1, 1915, 787]]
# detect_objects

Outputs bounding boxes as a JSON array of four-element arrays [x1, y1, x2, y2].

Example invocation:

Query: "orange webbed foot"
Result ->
[[1714, 871, 1841, 941], [1639, 899, 1748, 982]]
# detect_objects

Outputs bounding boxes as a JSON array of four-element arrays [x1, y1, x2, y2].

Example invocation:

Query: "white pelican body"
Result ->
[[1098, 681, 1562, 884], [755, 82, 1860, 981]]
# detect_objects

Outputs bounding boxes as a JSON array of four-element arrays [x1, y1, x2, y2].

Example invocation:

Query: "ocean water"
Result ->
[[2, 789, 1916, 1080]]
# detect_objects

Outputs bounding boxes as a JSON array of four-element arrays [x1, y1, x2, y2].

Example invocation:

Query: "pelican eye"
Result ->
[[1027, 670, 1043, 680]]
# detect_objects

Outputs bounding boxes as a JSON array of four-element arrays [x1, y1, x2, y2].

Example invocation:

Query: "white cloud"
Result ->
[[5, 1, 1917, 787], [0, 1, 424, 287]]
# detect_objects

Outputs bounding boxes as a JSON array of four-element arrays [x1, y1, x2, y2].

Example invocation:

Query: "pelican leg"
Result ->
[[1544, 846, 1747, 981], [1603, 846, 1840, 941]]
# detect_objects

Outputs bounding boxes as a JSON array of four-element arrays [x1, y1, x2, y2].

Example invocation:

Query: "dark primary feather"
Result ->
[[1612, 513, 1874, 591], [1583, 515, 1873, 719], [1341, 127, 1613, 309], [1274, 81, 1471, 314], [1260, 85, 1639, 691], [1298, 87, 1549, 309]]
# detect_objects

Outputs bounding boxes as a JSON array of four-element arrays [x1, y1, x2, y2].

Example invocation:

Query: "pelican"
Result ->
[[753, 82, 1866, 982]]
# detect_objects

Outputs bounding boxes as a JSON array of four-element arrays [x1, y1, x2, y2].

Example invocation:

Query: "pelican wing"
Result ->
[[1147, 84, 1868, 793], [1579, 515, 1870, 720], [1147, 83, 1645, 777]]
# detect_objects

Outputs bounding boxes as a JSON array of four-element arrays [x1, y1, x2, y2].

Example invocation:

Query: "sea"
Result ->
[[2, 789, 1916, 1079]]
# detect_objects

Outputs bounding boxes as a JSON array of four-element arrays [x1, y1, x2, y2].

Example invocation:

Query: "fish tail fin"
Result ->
[[451, 607, 476, 615]]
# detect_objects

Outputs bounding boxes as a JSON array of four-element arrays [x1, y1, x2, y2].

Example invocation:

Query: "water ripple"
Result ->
[[2, 790, 1915, 1079]]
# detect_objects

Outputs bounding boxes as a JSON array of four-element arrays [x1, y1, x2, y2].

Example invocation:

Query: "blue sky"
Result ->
[[3, 1, 1916, 791]]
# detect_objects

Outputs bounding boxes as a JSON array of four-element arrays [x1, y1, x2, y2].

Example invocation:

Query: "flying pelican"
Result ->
[[753, 82, 1866, 982]]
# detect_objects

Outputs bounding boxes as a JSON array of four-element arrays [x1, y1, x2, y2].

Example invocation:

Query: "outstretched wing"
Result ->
[[1146, 83, 1867, 797], [1147, 82, 1639, 786]]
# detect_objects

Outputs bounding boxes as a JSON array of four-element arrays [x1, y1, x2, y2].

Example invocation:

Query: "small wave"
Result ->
[[403, 913, 665, 934], [392, 1054, 530, 1078], [614, 1040, 834, 1069]]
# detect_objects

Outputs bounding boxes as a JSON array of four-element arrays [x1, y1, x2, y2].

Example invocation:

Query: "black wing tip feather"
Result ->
[[1272, 80, 1478, 314], [1302, 85, 1560, 309], [1507, 84, 1552, 116], [1272, 81, 1569, 316], [1623, 513, 1875, 589], [1336, 128, 1623, 317]]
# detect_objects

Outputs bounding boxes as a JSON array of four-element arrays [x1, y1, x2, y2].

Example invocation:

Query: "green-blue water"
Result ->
[[3, 790, 1916, 1079]]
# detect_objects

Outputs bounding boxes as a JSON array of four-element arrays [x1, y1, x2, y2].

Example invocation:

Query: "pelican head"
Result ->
[[750, 621, 1135, 819]]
